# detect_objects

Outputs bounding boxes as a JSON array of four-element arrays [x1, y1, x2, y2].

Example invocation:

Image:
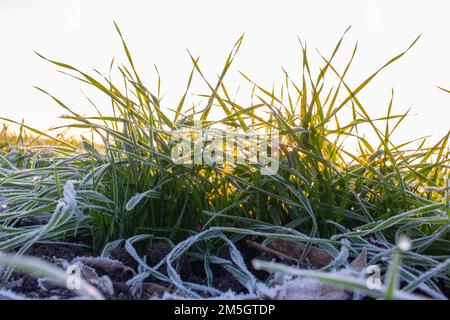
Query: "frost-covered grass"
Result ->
[[0, 24, 449, 299]]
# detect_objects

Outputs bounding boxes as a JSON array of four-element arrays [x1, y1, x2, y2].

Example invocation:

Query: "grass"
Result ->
[[0, 24, 449, 299]]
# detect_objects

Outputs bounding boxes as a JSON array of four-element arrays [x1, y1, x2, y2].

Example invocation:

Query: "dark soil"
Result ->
[[24, 242, 94, 262], [146, 242, 173, 267], [111, 247, 139, 271], [2, 240, 136, 300], [5, 271, 78, 299], [0, 235, 278, 300], [3, 229, 446, 300], [4, 241, 94, 299]]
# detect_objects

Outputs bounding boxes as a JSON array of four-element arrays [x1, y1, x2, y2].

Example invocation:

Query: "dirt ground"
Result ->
[[0, 217, 448, 300], [0, 235, 280, 299]]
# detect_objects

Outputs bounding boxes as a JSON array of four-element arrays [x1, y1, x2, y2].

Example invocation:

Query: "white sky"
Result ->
[[0, 0, 449, 147]]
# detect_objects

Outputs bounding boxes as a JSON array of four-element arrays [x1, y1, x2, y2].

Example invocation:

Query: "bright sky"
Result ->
[[1, 0, 449, 147]]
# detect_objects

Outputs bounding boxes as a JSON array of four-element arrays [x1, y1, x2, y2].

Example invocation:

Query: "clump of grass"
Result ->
[[0, 24, 449, 299]]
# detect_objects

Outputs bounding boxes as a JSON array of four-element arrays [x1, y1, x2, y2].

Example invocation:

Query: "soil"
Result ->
[[0, 235, 279, 300], [24, 242, 94, 262], [1, 218, 448, 300]]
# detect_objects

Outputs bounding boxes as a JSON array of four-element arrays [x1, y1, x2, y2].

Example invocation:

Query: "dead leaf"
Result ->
[[267, 239, 333, 268]]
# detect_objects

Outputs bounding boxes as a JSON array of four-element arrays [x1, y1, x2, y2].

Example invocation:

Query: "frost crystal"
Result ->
[[398, 235, 412, 252], [57, 180, 77, 212]]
